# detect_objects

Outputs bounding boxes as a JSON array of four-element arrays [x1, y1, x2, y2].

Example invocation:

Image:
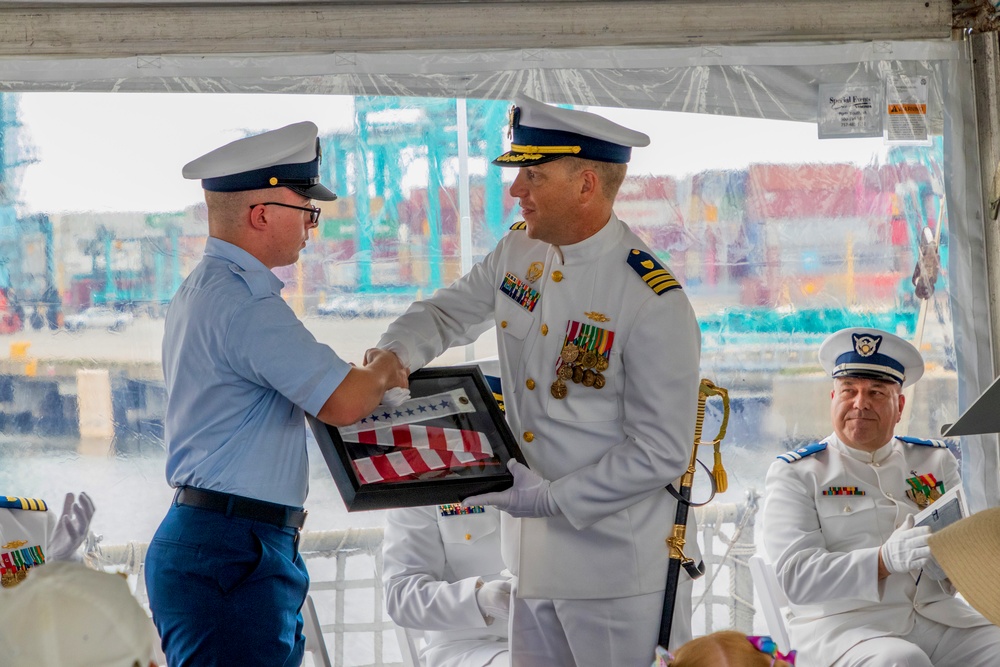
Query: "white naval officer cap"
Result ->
[[493, 94, 650, 167], [182, 121, 338, 201], [818, 327, 924, 389], [0, 561, 157, 667]]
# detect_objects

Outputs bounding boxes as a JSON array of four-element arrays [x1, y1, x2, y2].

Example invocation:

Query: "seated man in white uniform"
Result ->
[[383, 367, 509, 667], [0, 492, 94, 588], [762, 327, 1000, 667], [383, 503, 510, 667]]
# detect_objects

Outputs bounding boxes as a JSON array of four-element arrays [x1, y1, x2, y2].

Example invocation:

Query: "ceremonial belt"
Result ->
[[174, 486, 307, 530]]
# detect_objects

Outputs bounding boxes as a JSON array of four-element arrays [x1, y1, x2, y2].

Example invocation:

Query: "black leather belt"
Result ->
[[174, 486, 307, 530]]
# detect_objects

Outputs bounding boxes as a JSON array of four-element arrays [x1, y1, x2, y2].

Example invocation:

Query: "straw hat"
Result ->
[[928, 507, 1000, 626]]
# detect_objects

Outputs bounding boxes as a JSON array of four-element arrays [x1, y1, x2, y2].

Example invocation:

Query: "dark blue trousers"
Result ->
[[145, 503, 309, 666]]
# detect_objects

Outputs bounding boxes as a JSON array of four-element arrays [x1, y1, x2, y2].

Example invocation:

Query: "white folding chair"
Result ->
[[302, 594, 333, 667], [394, 624, 424, 667], [748, 555, 792, 652]]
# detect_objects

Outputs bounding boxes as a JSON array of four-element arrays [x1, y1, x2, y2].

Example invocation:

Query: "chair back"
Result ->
[[748, 555, 792, 651]]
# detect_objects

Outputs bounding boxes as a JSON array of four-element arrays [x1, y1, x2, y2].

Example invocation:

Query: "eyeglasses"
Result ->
[[249, 202, 321, 225]]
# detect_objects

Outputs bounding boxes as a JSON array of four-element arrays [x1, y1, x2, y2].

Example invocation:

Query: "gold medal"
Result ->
[[595, 355, 609, 372], [593, 373, 606, 389], [582, 369, 596, 387], [558, 364, 574, 381], [572, 366, 584, 384], [580, 350, 598, 369], [1, 570, 27, 588], [550, 380, 568, 399], [561, 343, 580, 363]]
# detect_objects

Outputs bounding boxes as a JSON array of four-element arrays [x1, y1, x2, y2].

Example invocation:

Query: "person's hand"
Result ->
[[48, 492, 95, 561], [463, 460, 560, 518], [880, 514, 933, 575], [363, 347, 410, 392], [475, 577, 512, 625]]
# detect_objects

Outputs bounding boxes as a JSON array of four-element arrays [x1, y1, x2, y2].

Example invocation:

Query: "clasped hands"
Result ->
[[363, 347, 410, 405]]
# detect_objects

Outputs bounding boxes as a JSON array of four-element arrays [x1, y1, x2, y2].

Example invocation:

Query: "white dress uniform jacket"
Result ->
[[378, 214, 702, 601], [0, 497, 53, 588], [383, 506, 508, 667], [763, 434, 991, 666]]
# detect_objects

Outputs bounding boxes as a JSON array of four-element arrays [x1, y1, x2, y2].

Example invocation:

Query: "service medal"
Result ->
[[582, 369, 596, 387], [580, 350, 598, 369], [595, 355, 609, 372], [572, 366, 585, 384], [558, 364, 574, 381], [593, 373, 606, 389], [550, 380, 568, 399], [561, 343, 580, 363]]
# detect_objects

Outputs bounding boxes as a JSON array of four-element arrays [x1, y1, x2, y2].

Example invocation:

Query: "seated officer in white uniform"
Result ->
[[383, 503, 510, 667], [0, 492, 94, 588], [763, 327, 1000, 667]]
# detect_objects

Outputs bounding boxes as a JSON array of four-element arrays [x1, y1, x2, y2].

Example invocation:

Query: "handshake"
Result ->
[[880, 514, 947, 581]]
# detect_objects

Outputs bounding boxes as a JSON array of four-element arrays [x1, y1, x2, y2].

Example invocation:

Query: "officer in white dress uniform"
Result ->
[[383, 504, 510, 667], [763, 327, 1000, 667], [0, 492, 94, 588], [374, 95, 702, 666]]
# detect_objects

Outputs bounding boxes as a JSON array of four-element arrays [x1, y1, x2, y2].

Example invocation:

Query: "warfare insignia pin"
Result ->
[[1, 540, 27, 550], [585, 312, 610, 322], [852, 333, 882, 357], [527, 262, 544, 283]]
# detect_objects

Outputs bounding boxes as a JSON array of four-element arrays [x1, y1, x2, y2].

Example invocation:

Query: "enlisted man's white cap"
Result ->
[[818, 327, 924, 389], [182, 121, 337, 201], [493, 94, 650, 167]]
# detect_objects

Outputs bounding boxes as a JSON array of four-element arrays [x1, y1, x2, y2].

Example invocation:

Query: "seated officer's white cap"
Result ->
[[818, 327, 924, 389], [493, 94, 650, 167], [0, 561, 157, 667], [182, 121, 337, 201]]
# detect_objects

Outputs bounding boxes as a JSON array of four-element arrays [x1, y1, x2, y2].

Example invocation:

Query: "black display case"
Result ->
[[308, 365, 524, 511]]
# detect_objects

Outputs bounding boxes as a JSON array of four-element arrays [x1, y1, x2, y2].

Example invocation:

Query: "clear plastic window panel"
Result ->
[[0, 41, 985, 647]]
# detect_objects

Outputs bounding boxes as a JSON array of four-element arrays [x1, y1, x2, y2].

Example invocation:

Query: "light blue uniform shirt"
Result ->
[[162, 238, 350, 507]]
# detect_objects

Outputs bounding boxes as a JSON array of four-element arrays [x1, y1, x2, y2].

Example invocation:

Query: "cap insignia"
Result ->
[[852, 333, 882, 357]]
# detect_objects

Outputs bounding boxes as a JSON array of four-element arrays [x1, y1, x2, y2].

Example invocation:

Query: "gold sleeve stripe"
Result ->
[[509, 221, 527, 231], [648, 275, 680, 290]]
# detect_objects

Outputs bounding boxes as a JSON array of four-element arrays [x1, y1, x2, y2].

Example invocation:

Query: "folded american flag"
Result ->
[[350, 424, 494, 484]]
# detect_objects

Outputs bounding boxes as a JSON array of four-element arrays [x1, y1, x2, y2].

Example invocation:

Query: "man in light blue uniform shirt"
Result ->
[[144, 121, 409, 666]]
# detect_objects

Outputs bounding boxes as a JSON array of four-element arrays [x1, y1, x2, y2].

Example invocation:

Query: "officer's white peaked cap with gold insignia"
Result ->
[[493, 94, 650, 167], [182, 121, 337, 201], [0, 561, 157, 667], [819, 327, 924, 389]]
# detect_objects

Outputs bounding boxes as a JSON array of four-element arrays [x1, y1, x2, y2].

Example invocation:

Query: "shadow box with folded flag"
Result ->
[[308, 365, 525, 511]]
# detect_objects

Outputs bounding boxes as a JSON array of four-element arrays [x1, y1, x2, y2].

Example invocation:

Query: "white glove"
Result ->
[[381, 387, 411, 407], [475, 577, 512, 625], [463, 460, 560, 518], [881, 514, 933, 575], [48, 492, 95, 562]]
